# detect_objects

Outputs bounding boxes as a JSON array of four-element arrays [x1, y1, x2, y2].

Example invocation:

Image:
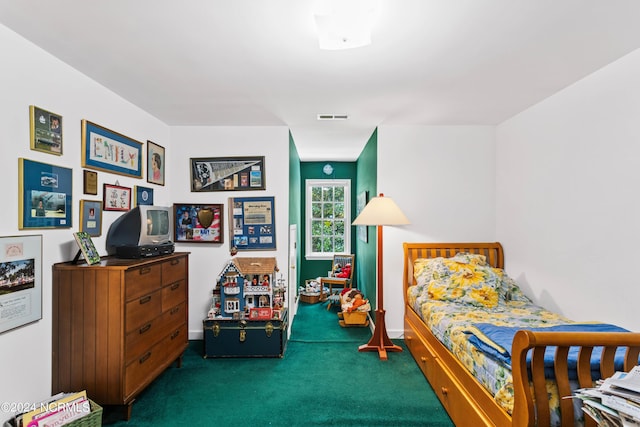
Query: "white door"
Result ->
[[288, 224, 298, 323]]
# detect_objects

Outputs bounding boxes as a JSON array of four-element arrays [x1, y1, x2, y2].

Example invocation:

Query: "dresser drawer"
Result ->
[[162, 256, 186, 286], [126, 290, 162, 333], [162, 280, 186, 311], [163, 325, 187, 361], [125, 342, 165, 398], [163, 302, 186, 332], [126, 264, 162, 301], [125, 316, 164, 365]]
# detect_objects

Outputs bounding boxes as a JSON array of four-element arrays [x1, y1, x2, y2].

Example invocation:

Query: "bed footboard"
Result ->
[[511, 330, 640, 427]]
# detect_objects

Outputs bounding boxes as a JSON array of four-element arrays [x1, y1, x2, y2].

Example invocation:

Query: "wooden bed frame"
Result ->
[[403, 242, 640, 427]]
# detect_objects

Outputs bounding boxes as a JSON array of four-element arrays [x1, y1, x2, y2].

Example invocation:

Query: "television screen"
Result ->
[[146, 209, 170, 236]]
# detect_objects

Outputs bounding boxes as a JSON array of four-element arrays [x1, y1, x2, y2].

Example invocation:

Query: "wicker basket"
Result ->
[[67, 399, 103, 427], [299, 293, 322, 304], [340, 310, 369, 326]]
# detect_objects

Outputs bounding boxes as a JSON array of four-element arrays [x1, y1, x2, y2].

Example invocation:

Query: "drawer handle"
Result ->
[[139, 295, 152, 304], [139, 323, 152, 334], [139, 352, 151, 364], [170, 306, 180, 315], [420, 356, 427, 364], [441, 387, 448, 396], [170, 282, 180, 291], [139, 267, 151, 275], [170, 259, 180, 266], [171, 330, 180, 340]]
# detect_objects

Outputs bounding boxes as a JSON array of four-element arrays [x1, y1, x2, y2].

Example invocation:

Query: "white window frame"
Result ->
[[305, 179, 351, 260]]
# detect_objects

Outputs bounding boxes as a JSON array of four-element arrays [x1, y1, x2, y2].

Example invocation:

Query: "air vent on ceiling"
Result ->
[[317, 114, 349, 120]]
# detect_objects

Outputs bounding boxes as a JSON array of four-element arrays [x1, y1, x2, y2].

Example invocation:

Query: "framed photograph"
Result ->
[[29, 105, 62, 155], [228, 196, 276, 251], [83, 170, 98, 195], [357, 191, 368, 243], [174, 203, 224, 243], [134, 185, 154, 207], [18, 158, 72, 229], [147, 140, 165, 186], [73, 231, 101, 265], [81, 119, 143, 178], [0, 234, 43, 335], [190, 156, 265, 192], [79, 200, 103, 237], [103, 183, 131, 212]]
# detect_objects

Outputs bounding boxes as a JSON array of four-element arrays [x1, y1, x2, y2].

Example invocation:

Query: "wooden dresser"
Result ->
[[52, 252, 189, 419]]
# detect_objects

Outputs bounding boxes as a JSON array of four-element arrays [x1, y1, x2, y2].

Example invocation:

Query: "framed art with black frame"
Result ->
[[0, 234, 43, 335], [81, 119, 143, 178], [18, 158, 72, 229], [173, 203, 224, 243], [147, 140, 165, 186], [190, 156, 265, 192], [134, 185, 154, 207], [103, 183, 131, 212], [29, 105, 62, 155], [228, 196, 276, 251], [79, 200, 103, 237]]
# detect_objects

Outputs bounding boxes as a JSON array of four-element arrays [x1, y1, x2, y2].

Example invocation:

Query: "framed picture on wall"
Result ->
[[190, 156, 265, 192], [18, 158, 72, 229], [79, 200, 103, 237], [173, 203, 224, 243], [29, 105, 63, 155], [134, 185, 154, 207], [228, 196, 276, 251], [147, 140, 165, 186], [103, 183, 131, 212], [81, 119, 143, 178]]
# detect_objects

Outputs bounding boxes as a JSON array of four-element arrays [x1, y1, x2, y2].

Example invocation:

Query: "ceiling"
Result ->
[[1, 1, 640, 161]]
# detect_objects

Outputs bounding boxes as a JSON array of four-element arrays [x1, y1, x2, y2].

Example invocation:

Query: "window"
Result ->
[[305, 179, 351, 260]]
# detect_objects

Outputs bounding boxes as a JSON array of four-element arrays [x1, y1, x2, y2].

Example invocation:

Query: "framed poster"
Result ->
[[190, 156, 265, 192], [173, 203, 224, 243], [29, 105, 62, 155], [357, 191, 368, 243], [0, 234, 43, 335], [79, 200, 103, 237], [18, 158, 72, 229], [147, 140, 165, 186], [81, 119, 143, 178], [228, 196, 276, 251], [134, 185, 154, 207], [103, 183, 131, 212]]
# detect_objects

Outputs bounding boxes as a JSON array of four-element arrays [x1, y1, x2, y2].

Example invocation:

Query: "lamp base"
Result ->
[[358, 309, 402, 360]]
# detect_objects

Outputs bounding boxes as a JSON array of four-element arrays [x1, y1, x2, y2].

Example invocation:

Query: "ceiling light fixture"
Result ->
[[314, 0, 379, 50]]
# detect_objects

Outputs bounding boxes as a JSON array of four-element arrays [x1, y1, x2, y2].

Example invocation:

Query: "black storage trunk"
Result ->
[[203, 309, 288, 358]]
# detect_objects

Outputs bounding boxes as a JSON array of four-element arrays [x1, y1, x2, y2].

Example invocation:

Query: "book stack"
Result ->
[[4, 391, 95, 427], [574, 365, 640, 426]]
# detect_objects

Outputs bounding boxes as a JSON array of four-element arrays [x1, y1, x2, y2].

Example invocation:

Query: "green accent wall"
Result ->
[[289, 131, 302, 291], [299, 161, 358, 282], [355, 129, 378, 308]]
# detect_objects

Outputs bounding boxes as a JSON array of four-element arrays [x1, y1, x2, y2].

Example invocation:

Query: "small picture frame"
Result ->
[[18, 158, 72, 229], [134, 185, 154, 207], [79, 200, 103, 237], [249, 307, 272, 320], [174, 203, 224, 243], [73, 231, 101, 265], [83, 170, 98, 195], [30, 105, 62, 155], [147, 140, 165, 186], [103, 183, 131, 212]]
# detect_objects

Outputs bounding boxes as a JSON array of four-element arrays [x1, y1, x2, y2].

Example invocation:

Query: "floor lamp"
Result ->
[[352, 193, 410, 360]]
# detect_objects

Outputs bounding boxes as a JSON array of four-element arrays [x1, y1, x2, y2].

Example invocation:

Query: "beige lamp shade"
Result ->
[[352, 194, 409, 226]]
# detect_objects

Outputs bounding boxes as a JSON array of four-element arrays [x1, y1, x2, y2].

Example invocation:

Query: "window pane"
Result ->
[[311, 220, 323, 236], [311, 203, 322, 218], [322, 237, 333, 252], [312, 187, 322, 201], [323, 203, 333, 218], [312, 237, 322, 252], [322, 220, 333, 235], [335, 238, 345, 253], [334, 186, 344, 201], [334, 203, 344, 219], [335, 220, 344, 235], [306, 179, 350, 257], [322, 187, 333, 202]]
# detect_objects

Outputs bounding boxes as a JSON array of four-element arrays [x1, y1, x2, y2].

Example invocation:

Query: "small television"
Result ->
[[106, 205, 174, 258]]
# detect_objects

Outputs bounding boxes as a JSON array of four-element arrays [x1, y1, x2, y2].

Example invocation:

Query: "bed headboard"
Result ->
[[403, 242, 504, 294]]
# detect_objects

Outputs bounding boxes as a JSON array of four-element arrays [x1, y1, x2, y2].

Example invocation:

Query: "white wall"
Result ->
[[0, 24, 171, 418], [377, 126, 496, 337], [169, 126, 290, 339], [496, 48, 640, 331]]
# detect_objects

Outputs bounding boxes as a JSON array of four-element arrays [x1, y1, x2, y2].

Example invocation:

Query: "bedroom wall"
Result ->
[[0, 24, 171, 417], [168, 125, 290, 339], [495, 48, 640, 332], [377, 126, 496, 337]]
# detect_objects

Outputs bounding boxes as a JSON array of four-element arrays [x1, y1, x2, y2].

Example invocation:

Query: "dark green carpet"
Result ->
[[104, 302, 453, 426]]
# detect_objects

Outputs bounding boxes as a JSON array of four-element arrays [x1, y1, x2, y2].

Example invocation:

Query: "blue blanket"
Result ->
[[465, 323, 630, 370]]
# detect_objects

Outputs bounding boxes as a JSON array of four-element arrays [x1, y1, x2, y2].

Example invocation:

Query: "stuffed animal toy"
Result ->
[[336, 263, 351, 278], [347, 293, 367, 312]]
